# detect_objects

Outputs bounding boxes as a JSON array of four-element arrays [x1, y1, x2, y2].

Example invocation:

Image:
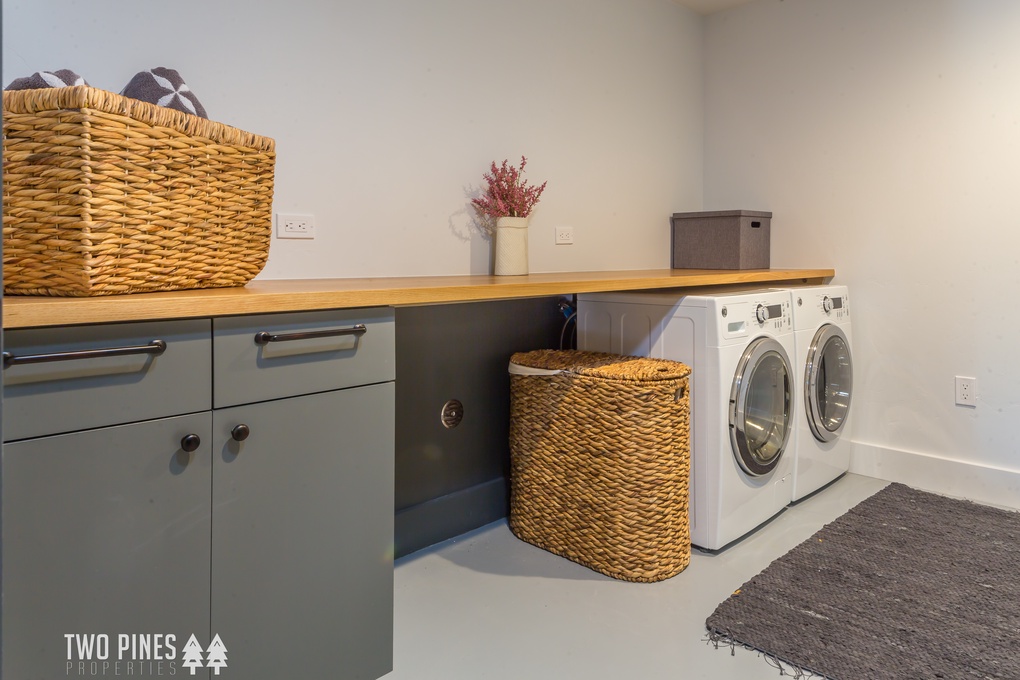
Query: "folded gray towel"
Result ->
[[120, 67, 207, 118], [5, 69, 87, 90]]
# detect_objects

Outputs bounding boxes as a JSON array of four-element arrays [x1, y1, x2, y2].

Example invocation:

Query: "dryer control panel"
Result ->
[[797, 290, 851, 322], [823, 294, 850, 319]]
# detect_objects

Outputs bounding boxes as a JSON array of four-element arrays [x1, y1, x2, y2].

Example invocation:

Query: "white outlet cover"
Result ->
[[955, 376, 977, 406], [276, 213, 316, 239]]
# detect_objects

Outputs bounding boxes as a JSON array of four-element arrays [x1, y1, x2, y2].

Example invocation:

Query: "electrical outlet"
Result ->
[[276, 213, 316, 239], [555, 226, 574, 245], [955, 376, 977, 407]]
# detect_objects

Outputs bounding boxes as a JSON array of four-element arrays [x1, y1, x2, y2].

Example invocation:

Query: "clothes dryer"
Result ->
[[577, 289, 796, 550], [785, 285, 854, 502]]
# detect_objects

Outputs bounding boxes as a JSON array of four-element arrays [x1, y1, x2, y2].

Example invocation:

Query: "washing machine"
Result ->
[[784, 284, 854, 502], [577, 288, 796, 551]]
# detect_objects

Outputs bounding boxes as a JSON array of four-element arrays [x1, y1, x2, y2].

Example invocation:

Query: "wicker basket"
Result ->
[[2, 86, 276, 296], [508, 349, 692, 582]]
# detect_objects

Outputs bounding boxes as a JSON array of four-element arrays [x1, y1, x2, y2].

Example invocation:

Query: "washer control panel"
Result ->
[[720, 295, 792, 337], [755, 302, 786, 324], [753, 298, 791, 331]]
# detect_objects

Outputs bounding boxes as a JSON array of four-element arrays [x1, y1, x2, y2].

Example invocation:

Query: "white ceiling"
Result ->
[[673, 0, 756, 15]]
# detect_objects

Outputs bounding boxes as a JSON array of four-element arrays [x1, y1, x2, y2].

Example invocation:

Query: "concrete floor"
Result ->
[[390, 473, 889, 680]]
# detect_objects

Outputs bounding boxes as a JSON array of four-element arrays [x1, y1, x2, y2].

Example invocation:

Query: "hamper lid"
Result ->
[[509, 349, 690, 382]]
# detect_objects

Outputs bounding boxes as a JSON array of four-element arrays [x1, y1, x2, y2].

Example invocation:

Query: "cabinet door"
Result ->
[[2, 414, 212, 680], [211, 382, 394, 680]]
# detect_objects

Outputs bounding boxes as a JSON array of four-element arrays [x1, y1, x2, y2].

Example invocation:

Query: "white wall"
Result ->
[[1, 0, 704, 278], [705, 0, 1020, 506]]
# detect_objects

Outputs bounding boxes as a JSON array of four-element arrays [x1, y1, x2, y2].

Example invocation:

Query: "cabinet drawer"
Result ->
[[213, 307, 395, 407], [2, 320, 211, 441]]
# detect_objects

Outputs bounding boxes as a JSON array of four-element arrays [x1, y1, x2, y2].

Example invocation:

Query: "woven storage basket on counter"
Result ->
[[508, 349, 692, 582], [2, 86, 275, 296]]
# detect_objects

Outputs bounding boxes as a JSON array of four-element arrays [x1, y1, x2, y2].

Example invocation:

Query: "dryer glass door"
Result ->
[[805, 324, 852, 442], [730, 337, 793, 477]]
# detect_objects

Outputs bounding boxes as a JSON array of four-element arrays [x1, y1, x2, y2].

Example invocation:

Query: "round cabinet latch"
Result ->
[[441, 399, 464, 429]]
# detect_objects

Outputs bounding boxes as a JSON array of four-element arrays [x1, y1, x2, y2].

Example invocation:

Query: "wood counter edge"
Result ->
[[2, 268, 834, 329]]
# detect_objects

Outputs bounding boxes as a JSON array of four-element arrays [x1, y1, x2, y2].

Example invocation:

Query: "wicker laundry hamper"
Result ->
[[2, 86, 275, 296], [508, 349, 692, 582]]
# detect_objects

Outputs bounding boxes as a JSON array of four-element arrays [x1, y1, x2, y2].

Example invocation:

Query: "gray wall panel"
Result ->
[[395, 298, 565, 556]]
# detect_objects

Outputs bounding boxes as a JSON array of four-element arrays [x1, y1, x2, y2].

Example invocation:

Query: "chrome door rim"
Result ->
[[805, 323, 853, 442], [729, 336, 793, 477]]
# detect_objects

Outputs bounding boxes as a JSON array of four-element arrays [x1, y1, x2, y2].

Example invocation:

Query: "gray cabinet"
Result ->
[[2, 309, 395, 680], [2, 320, 213, 680], [210, 309, 394, 679]]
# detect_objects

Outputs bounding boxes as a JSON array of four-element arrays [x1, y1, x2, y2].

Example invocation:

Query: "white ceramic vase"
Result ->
[[493, 216, 529, 276]]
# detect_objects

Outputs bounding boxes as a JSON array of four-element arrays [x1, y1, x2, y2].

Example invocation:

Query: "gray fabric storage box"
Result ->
[[670, 210, 771, 269]]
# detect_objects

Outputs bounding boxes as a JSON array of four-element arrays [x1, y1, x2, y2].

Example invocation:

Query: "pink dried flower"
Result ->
[[471, 156, 548, 219]]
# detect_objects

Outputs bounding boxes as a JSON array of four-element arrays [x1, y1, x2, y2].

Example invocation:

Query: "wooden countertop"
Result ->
[[2, 268, 833, 329]]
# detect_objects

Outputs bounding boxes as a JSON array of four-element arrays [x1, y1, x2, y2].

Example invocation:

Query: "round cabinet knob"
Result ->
[[231, 424, 250, 442], [822, 296, 833, 313], [180, 434, 201, 453], [755, 304, 770, 323]]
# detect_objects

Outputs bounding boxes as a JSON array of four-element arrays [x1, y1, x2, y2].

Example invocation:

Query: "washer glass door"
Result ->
[[730, 337, 793, 477], [805, 324, 852, 442]]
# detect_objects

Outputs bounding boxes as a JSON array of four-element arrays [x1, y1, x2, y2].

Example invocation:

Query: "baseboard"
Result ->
[[850, 441, 1020, 510], [394, 478, 509, 559]]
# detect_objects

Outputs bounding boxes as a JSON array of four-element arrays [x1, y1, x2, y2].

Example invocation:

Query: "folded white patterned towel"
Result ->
[[120, 67, 207, 118], [5, 69, 88, 90]]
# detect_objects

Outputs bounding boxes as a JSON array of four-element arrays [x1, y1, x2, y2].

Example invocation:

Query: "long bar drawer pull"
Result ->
[[2, 339, 167, 368], [253, 324, 367, 346]]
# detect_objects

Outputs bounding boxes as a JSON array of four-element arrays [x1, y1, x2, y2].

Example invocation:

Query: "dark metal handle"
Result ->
[[2, 339, 167, 369], [181, 433, 202, 453], [231, 424, 250, 442], [254, 324, 367, 346]]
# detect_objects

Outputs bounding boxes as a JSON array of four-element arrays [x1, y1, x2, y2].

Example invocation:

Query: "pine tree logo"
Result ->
[[181, 635, 205, 675], [206, 634, 228, 675]]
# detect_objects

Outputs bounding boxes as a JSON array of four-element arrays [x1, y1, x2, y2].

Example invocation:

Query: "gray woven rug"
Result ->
[[706, 483, 1020, 679]]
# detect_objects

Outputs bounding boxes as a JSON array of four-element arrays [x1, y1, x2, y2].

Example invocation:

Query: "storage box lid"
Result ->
[[509, 349, 690, 382], [671, 209, 772, 219]]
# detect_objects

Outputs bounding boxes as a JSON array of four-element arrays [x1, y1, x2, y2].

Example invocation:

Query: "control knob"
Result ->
[[755, 304, 770, 323], [822, 296, 833, 313]]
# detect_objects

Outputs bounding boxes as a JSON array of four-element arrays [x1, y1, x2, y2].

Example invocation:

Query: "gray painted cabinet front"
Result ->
[[211, 384, 394, 680], [1, 309, 395, 680], [2, 413, 214, 680], [2, 319, 211, 441]]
